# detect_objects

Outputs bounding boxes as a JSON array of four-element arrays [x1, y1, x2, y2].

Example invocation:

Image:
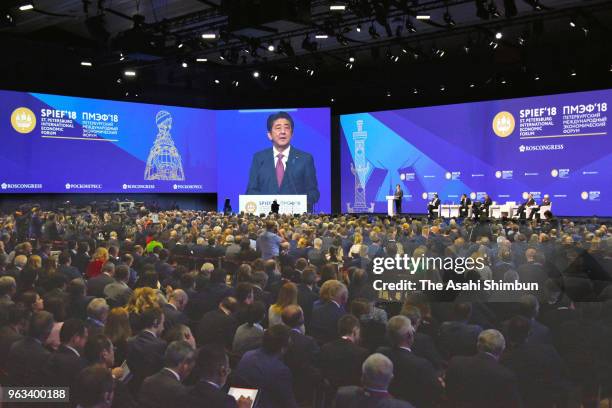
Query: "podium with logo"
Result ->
[[239, 195, 307, 215]]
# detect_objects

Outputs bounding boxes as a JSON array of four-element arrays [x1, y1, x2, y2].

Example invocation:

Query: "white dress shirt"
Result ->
[[273, 145, 291, 170]]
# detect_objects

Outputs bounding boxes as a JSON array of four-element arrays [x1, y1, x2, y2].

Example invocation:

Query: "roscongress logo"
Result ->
[[519, 144, 564, 153], [172, 184, 203, 190], [1, 182, 42, 190], [11, 107, 36, 134], [123, 184, 155, 190], [492, 111, 515, 137]]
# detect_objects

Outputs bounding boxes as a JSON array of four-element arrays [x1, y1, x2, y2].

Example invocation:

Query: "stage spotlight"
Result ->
[[330, 98, 335, 102], [19, 3, 34, 11], [345, 62, 353, 69], [475, 0, 489, 19], [252, 71, 260, 78], [330, 4, 347, 11], [440, 85, 446, 91], [80, 61, 93, 67], [201, 33, 216, 39], [386, 91, 391, 97], [0, 12, 14, 28], [444, 11, 456, 27], [124, 70, 136, 77], [270, 74, 278, 81], [517, 36, 525, 46], [504, 0, 517, 17], [500, 78, 507, 84], [495, 31, 503, 39], [489, 41, 499, 49], [196, 58, 208, 62], [306, 69, 315, 76], [369, 24, 380, 39], [534, 74, 541, 81], [581, 27, 589, 36], [315, 34, 328, 39], [413, 88, 418, 94], [416, 15, 430, 20], [569, 20, 576, 28], [469, 83, 475, 88], [178, 43, 184, 49], [356, 25, 361, 32], [232, 80, 239, 87], [570, 69, 577, 77], [488, 2, 500, 18], [349, 55, 355, 62], [214, 79, 220, 84], [267, 44, 275, 52], [181, 62, 188, 68]]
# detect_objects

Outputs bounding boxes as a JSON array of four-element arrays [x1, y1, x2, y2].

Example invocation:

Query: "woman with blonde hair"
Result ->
[[126, 287, 160, 332], [268, 282, 299, 328], [104, 307, 132, 366], [86, 247, 109, 278]]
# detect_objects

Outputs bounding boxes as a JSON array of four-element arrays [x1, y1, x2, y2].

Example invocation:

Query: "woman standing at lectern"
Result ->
[[394, 184, 404, 215]]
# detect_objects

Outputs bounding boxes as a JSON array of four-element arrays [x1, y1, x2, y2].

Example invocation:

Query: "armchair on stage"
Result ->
[[438, 201, 553, 219]]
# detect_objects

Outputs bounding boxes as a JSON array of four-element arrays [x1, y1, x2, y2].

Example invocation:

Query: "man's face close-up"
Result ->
[[268, 118, 293, 149]]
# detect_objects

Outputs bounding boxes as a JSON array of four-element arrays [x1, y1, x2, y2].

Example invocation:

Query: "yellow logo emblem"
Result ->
[[245, 201, 257, 214], [492, 111, 515, 137], [11, 107, 36, 134]]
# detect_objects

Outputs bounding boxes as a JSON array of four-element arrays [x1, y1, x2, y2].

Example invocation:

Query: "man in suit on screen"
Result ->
[[246, 111, 320, 212]]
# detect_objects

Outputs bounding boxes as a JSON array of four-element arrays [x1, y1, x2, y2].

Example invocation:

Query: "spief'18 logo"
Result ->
[[245, 201, 257, 214], [492, 111, 515, 138], [11, 107, 36, 134]]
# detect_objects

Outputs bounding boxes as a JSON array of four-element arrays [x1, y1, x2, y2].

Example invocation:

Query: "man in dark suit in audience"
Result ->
[[297, 266, 319, 328], [66, 278, 94, 321], [7, 311, 54, 386], [335, 353, 414, 408], [163, 289, 189, 332], [196, 297, 238, 350], [57, 250, 82, 281], [501, 316, 571, 408], [235, 324, 298, 408], [377, 316, 443, 408], [139, 340, 196, 408], [282, 305, 321, 403], [126, 307, 167, 394], [0, 303, 29, 374], [72, 241, 91, 275], [316, 315, 369, 389], [103, 264, 133, 307], [446, 329, 522, 408], [186, 345, 251, 408], [400, 305, 444, 370], [86, 298, 109, 338], [503, 295, 552, 345], [438, 302, 483, 358], [310, 280, 348, 344], [87, 261, 115, 298], [44, 318, 88, 388]]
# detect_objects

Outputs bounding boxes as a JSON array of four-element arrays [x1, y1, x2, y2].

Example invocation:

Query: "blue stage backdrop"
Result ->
[[2, 90, 216, 193], [216, 108, 331, 213], [340, 89, 611, 216]]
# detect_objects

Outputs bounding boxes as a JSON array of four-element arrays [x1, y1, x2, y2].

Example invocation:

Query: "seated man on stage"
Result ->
[[427, 193, 440, 219], [516, 193, 536, 220], [532, 194, 552, 221], [473, 194, 492, 220], [459, 193, 471, 218]]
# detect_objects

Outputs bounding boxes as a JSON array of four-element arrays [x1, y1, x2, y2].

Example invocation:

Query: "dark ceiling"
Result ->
[[1, 0, 611, 113]]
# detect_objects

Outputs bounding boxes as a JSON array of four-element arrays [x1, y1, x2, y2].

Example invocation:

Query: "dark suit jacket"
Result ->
[[139, 368, 190, 408], [501, 343, 570, 408], [185, 380, 237, 408], [162, 303, 189, 332], [376, 346, 443, 408], [438, 320, 483, 358], [6, 337, 51, 386], [246, 146, 320, 209], [284, 330, 320, 401], [297, 284, 319, 327], [44, 344, 87, 388], [87, 273, 115, 298], [309, 300, 347, 344], [335, 386, 415, 408], [446, 352, 522, 408], [0, 326, 22, 372], [413, 332, 445, 370], [196, 309, 238, 350], [316, 338, 368, 389], [126, 331, 168, 394], [235, 348, 298, 408], [57, 264, 82, 281], [72, 253, 91, 274]]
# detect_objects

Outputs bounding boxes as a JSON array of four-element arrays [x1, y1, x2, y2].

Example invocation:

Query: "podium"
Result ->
[[386, 196, 396, 216], [239, 195, 307, 215]]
